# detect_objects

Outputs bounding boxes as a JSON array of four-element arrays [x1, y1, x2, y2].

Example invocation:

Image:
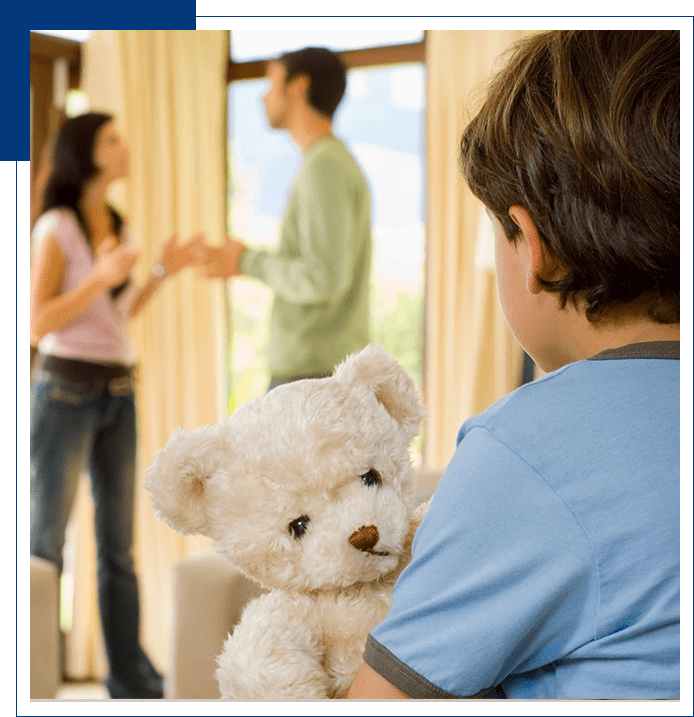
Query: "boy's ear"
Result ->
[[508, 205, 547, 295]]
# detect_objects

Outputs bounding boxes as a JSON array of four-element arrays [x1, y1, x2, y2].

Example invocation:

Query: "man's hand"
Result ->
[[195, 234, 247, 279], [158, 232, 206, 276]]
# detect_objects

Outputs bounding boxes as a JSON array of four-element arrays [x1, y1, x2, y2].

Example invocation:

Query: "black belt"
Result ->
[[36, 354, 136, 395]]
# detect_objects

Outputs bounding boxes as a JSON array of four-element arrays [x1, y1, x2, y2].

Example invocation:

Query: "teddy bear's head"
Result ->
[[145, 345, 425, 592]]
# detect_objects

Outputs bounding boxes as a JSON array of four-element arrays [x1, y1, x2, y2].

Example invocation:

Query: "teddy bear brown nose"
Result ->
[[349, 524, 380, 552]]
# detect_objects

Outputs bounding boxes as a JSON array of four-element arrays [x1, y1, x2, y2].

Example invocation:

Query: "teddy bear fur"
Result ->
[[145, 344, 429, 700]]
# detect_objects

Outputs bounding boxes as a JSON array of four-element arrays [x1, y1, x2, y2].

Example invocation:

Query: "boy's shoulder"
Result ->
[[458, 341, 679, 450], [458, 363, 574, 443]]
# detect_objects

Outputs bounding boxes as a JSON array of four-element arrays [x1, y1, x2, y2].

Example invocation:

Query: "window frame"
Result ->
[[227, 35, 426, 81]]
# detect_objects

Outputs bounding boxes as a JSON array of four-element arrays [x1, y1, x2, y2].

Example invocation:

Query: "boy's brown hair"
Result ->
[[460, 30, 679, 324]]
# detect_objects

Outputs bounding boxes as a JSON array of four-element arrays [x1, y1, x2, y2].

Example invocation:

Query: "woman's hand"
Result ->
[[31, 233, 138, 340], [92, 236, 139, 289], [159, 233, 205, 276], [126, 233, 204, 317]]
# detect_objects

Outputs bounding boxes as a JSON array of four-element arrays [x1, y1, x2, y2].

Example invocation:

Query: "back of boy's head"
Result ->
[[460, 30, 679, 324], [279, 47, 347, 119]]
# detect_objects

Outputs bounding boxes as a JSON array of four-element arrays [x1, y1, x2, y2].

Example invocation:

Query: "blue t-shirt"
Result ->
[[367, 342, 679, 699]]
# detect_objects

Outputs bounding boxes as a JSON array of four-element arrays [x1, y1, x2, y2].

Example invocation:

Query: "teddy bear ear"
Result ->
[[333, 344, 426, 440], [144, 425, 223, 537]]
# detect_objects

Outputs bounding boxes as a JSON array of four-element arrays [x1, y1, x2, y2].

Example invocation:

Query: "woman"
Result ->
[[30, 112, 198, 699]]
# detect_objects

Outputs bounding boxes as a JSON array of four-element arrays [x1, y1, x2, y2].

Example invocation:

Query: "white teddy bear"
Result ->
[[145, 344, 429, 700]]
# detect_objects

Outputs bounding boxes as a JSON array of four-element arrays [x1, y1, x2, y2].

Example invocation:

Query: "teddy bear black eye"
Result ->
[[361, 469, 382, 488], [288, 515, 310, 539]]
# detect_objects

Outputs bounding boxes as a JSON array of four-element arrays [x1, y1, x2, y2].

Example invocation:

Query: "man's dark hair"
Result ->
[[278, 47, 347, 119], [460, 30, 679, 324]]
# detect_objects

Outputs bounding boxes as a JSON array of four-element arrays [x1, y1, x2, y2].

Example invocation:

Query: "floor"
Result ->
[[56, 681, 110, 700]]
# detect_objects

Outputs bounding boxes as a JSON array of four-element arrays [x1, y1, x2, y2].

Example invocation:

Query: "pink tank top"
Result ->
[[32, 209, 138, 366]]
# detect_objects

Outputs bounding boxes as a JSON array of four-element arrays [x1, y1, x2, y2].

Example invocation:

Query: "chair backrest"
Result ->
[[30, 556, 61, 699], [167, 554, 264, 699]]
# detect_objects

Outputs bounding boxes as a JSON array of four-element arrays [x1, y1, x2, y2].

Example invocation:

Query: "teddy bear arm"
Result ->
[[215, 594, 331, 700], [411, 494, 433, 533]]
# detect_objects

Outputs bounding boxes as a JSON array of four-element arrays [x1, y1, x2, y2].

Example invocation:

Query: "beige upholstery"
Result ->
[[412, 465, 446, 496], [166, 554, 264, 699], [166, 467, 443, 699], [30, 556, 61, 699]]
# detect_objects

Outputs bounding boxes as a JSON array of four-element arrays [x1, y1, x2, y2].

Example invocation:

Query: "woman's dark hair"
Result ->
[[41, 111, 127, 297], [460, 30, 679, 324], [42, 111, 124, 244], [278, 47, 347, 119]]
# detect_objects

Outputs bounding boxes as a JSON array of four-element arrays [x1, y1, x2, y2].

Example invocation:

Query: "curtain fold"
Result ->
[[424, 30, 528, 469], [65, 29, 229, 679]]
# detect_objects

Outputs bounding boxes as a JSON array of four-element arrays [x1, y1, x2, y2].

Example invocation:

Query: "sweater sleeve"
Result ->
[[239, 154, 359, 306]]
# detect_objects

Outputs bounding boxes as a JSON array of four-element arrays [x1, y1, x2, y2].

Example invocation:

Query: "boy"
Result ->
[[347, 29, 679, 699]]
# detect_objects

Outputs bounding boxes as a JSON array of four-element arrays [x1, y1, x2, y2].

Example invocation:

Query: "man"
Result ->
[[200, 47, 373, 389]]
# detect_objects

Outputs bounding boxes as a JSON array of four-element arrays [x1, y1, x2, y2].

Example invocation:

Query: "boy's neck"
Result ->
[[548, 299, 679, 370], [576, 318, 679, 359]]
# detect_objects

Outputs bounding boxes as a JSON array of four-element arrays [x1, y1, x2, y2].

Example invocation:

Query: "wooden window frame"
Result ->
[[227, 35, 426, 82]]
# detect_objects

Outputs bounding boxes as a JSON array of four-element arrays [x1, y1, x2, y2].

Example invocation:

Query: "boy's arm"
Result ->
[[346, 662, 409, 699], [348, 427, 598, 699]]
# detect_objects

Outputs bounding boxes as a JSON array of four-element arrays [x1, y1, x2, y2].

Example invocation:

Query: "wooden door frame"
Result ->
[[30, 32, 82, 226]]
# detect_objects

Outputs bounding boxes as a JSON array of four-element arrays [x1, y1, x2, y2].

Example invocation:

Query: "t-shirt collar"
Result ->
[[588, 341, 680, 360]]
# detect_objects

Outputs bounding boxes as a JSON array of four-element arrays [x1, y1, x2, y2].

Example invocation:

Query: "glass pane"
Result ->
[[65, 90, 90, 117], [32, 30, 91, 41], [230, 29, 424, 62], [227, 63, 425, 459]]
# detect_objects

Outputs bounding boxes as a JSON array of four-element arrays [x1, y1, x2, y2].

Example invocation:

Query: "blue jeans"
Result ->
[[30, 372, 163, 699]]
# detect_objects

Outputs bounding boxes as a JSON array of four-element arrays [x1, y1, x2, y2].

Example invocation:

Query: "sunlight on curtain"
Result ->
[[64, 29, 229, 680], [424, 30, 529, 470]]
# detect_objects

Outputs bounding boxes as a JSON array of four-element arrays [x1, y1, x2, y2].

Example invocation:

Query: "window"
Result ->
[[226, 35, 426, 460]]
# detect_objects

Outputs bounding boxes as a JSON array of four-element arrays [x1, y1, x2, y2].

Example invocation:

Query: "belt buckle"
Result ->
[[108, 376, 132, 396]]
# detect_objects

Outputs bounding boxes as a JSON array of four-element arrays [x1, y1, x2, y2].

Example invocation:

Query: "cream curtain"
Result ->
[[424, 30, 529, 469], [63, 30, 229, 679]]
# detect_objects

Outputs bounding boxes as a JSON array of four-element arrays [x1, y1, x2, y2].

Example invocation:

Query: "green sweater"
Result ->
[[239, 135, 372, 380]]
